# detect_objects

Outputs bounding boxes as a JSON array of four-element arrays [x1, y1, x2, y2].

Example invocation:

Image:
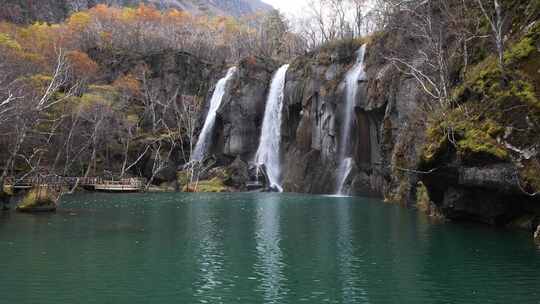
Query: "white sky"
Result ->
[[261, 0, 309, 15]]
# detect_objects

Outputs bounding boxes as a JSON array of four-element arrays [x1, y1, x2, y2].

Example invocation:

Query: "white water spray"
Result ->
[[254, 64, 290, 192], [336, 45, 367, 195], [191, 67, 237, 162], [336, 157, 354, 195]]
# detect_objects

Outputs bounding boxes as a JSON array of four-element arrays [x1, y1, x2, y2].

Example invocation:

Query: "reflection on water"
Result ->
[[336, 199, 369, 303], [254, 195, 287, 303], [191, 202, 225, 303], [0, 192, 539, 304]]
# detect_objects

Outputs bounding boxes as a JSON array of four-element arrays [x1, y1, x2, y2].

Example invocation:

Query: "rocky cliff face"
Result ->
[[211, 57, 277, 163], [0, 0, 273, 23], [278, 39, 426, 199], [208, 39, 426, 199], [206, 33, 540, 230]]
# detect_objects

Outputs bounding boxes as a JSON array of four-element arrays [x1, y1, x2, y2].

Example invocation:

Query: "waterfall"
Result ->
[[191, 67, 237, 162], [336, 45, 367, 195], [336, 157, 354, 195], [254, 64, 290, 192]]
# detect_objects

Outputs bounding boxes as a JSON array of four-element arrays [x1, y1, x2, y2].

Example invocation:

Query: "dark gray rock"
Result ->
[[213, 57, 277, 161], [225, 157, 249, 190], [458, 165, 519, 193], [143, 160, 177, 184], [278, 40, 424, 198], [421, 162, 540, 225]]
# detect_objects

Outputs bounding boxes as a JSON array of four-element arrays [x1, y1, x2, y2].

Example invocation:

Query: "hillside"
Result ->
[[0, 0, 273, 23]]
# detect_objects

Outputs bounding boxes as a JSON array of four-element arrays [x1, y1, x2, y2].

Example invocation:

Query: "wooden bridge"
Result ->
[[5, 176, 145, 192]]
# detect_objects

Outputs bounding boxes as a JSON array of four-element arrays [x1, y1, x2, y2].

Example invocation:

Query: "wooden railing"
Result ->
[[5, 176, 146, 190]]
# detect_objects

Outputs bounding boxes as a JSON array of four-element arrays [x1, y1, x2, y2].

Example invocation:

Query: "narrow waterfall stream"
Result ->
[[254, 64, 290, 192], [336, 45, 367, 195], [336, 157, 354, 195], [191, 67, 237, 162]]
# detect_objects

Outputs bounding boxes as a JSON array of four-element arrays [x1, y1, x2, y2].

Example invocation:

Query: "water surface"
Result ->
[[1, 193, 539, 304]]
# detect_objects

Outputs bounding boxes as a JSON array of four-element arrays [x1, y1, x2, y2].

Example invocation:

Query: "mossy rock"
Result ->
[[422, 109, 508, 167], [16, 187, 59, 213], [456, 120, 508, 164], [183, 178, 229, 193]]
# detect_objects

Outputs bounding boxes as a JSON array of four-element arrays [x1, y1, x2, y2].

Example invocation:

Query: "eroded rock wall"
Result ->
[[208, 40, 427, 199], [274, 40, 426, 199], [212, 57, 277, 162]]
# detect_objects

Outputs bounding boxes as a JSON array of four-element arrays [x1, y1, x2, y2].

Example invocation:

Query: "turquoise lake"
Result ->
[[0, 192, 539, 304]]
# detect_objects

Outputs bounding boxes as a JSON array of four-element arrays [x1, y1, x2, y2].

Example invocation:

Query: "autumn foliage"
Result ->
[[0, 4, 303, 181]]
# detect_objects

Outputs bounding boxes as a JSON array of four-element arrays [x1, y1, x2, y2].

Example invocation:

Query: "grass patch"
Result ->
[[184, 178, 228, 193]]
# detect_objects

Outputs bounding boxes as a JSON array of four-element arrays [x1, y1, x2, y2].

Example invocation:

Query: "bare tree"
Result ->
[[119, 117, 151, 179], [383, 0, 454, 108], [476, 0, 506, 74], [0, 49, 72, 184]]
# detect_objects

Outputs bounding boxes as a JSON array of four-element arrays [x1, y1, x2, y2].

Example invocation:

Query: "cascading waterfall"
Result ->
[[336, 45, 367, 195], [336, 157, 354, 195], [254, 64, 290, 192], [191, 67, 237, 162]]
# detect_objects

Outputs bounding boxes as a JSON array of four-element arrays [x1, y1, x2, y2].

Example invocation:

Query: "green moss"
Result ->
[[423, 20, 540, 169], [457, 123, 508, 162], [505, 37, 536, 65], [423, 122, 449, 165], [17, 187, 58, 211], [422, 107, 508, 166], [184, 178, 228, 193]]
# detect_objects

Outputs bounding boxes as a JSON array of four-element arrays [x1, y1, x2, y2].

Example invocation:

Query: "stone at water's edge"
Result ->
[[224, 157, 249, 190], [15, 187, 60, 213], [183, 178, 230, 193], [177, 157, 249, 192], [535, 225, 540, 241]]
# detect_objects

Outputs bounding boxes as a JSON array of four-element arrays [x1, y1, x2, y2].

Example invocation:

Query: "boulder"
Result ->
[[421, 161, 540, 225], [535, 225, 540, 241], [16, 186, 59, 213], [225, 157, 249, 190], [179, 158, 248, 192]]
